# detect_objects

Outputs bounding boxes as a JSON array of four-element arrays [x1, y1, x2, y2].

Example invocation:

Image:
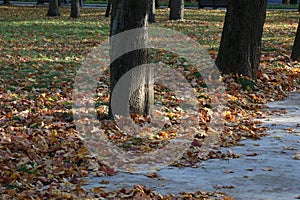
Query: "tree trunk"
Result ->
[[198, 0, 201, 8], [105, 0, 112, 17], [155, 0, 159, 8], [62, 0, 67, 5], [47, 0, 60, 16], [109, 0, 153, 117], [291, 19, 300, 61], [3, 0, 10, 5], [215, 0, 267, 80], [149, 0, 156, 23], [70, 0, 80, 18], [169, 0, 184, 20]]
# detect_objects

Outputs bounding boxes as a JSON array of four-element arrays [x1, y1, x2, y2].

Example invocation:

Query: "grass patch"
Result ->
[[268, 3, 298, 9], [0, 6, 298, 94], [0, 5, 299, 199]]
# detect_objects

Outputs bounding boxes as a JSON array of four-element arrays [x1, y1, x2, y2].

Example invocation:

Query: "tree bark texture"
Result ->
[[169, 0, 184, 20], [155, 0, 159, 8], [215, 0, 267, 80], [70, 0, 80, 18], [291, 19, 300, 61], [149, 0, 156, 23], [109, 0, 153, 117], [290, 0, 297, 4], [47, 0, 60, 16], [105, 0, 112, 17], [3, 0, 10, 4]]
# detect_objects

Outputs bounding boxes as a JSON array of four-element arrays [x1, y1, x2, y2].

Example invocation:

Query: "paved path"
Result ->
[[85, 92, 300, 200]]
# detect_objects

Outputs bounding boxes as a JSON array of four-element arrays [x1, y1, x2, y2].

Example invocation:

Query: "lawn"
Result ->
[[0, 5, 299, 199]]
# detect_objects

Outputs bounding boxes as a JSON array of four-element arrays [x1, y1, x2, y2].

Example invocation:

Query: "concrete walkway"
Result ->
[[85, 92, 300, 200]]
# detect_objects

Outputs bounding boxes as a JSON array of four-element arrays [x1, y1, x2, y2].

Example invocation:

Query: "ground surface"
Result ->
[[85, 92, 300, 200], [0, 5, 300, 199]]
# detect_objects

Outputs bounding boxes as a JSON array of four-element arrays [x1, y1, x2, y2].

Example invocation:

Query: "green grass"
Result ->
[[267, 4, 298, 9], [0, 5, 298, 198], [0, 6, 298, 95], [0, 7, 110, 92]]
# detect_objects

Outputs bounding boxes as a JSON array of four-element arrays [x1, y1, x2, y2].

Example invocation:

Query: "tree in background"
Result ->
[[290, 0, 298, 4], [291, 1, 300, 61], [47, 0, 60, 16], [2, 0, 10, 5], [149, 0, 156, 23], [155, 0, 159, 8], [70, 0, 80, 18], [216, 0, 268, 80], [109, 0, 153, 117], [105, 0, 112, 17], [169, 0, 184, 20], [283, 0, 298, 4]]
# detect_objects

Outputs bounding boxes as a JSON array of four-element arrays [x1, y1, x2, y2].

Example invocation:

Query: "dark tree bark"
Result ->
[[169, 0, 184, 20], [70, 0, 80, 18], [155, 0, 159, 8], [109, 0, 153, 117], [105, 0, 112, 17], [291, 19, 300, 61], [215, 0, 267, 80], [2, 0, 10, 5], [149, 0, 156, 23], [47, 0, 60, 16], [197, 0, 201, 8]]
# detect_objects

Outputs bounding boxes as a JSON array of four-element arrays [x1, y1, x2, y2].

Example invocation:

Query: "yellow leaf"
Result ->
[[92, 186, 104, 194], [28, 78, 35, 82]]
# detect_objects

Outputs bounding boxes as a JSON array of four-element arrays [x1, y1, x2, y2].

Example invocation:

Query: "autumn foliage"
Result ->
[[0, 5, 299, 199]]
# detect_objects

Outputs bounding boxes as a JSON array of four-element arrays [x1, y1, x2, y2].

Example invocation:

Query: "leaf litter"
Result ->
[[0, 5, 299, 199]]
